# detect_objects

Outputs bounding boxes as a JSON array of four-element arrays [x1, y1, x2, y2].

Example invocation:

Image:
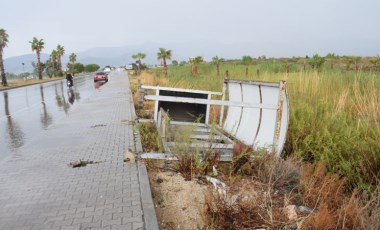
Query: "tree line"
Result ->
[[131, 49, 380, 79], [0, 28, 99, 86], [131, 49, 208, 77], [2, 27, 380, 86]]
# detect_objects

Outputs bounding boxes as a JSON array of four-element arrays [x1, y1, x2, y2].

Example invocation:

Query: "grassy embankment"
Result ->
[[132, 61, 380, 228], [0, 72, 94, 91], [145, 61, 380, 190], [0, 77, 64, 91]]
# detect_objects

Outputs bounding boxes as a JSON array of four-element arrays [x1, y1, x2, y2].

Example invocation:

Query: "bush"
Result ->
[[136, 122, 163, 152], [73, 63, 85, 73], [84, 64, 100, 72], [309, 54, 325, 71]]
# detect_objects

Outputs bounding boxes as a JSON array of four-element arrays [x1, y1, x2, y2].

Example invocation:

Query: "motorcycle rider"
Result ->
[[66, 71, 74, 87]]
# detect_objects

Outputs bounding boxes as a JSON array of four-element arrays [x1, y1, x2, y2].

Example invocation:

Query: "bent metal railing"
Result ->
[[220, 79, 288, 157], [143, 78, 289, 157]]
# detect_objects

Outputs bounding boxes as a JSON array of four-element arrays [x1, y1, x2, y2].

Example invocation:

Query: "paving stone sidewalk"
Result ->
[[0, 72, 158, 230]]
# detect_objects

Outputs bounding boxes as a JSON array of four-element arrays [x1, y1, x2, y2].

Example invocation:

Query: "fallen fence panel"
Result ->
[[142, 78, 289, 159]]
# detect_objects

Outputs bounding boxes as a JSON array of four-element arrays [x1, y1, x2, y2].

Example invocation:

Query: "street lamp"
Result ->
[[22, 62, 25, 72]]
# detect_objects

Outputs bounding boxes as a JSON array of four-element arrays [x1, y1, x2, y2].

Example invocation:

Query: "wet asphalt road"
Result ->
[[0, 71, 158, 229], [0, 74, 107, 162]]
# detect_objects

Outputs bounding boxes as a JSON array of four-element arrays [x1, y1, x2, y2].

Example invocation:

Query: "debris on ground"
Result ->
[[90, 124, 107, 128], [148, 168, 207, 230], [124, 148, 137, 163], [67, 160, 104, 168]]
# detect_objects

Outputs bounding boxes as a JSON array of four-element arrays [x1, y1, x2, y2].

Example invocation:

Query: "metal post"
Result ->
[[137, 78, 144, 109], [205, 93, 211, 124], [219, 78, 227, 127], [273, 80, 286, 156], [153, 88, 159, 121]]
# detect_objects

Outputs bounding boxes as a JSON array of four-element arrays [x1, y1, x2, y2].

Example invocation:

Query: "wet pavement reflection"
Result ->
[[3, 91, 25, 150], [0, 75, 106, 161], [40, 84, 53, 129], [95, 81, 106, 89]]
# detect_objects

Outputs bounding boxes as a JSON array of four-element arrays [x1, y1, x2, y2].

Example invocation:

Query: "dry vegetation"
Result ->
[[130, 62, 380, 229], [147, 161, 208, 230]]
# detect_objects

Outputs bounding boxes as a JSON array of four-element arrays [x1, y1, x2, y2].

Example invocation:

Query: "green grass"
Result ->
[[148, 62, 380, 189], [0, 76, 64, 90]]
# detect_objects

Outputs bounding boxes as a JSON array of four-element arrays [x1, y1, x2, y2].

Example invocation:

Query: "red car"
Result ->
[[94, 72, 108, 82]]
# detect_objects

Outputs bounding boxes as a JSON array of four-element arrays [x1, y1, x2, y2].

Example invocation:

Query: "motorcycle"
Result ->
[[66, 80, 72, 88]]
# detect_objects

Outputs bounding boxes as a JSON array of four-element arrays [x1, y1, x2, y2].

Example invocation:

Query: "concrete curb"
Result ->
[[128, 75, 159, 230], [138, 161, 159, 230]]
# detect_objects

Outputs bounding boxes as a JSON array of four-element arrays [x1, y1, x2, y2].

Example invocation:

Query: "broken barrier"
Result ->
[[141, 78, 289, 158]]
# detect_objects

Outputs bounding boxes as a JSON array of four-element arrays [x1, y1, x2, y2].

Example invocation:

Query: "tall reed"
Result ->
[[149, 63, 380, 189]]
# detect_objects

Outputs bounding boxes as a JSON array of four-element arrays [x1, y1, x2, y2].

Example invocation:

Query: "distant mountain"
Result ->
[[75, 41, 269, 65], [4, 54, 50, 74], [3, 41, 271, 74]]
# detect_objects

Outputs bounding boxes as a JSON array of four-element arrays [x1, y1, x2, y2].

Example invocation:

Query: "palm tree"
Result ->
[[69, 53, 77, 73], [189, 56, 203, 75], [30, 37, 45, 80], [309, 54, 325, 72], [0, 28, 9, 86], [131, 52, 146, 75], [56, 45, 65, 76], [212, 56, 224, 77], [242, 56, 252, 77], [50, 49, 58, 77], [157, 48, 172, 77]]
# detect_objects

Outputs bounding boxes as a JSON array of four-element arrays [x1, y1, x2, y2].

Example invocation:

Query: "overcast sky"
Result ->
[[2, 0, 380, 59]]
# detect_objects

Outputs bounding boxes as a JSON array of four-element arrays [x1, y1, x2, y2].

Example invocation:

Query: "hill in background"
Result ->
[[3, 41, 294, 74]]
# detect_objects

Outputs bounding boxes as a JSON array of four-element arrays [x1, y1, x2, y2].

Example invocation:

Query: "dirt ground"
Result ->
[[147, 162, 208, 230]]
